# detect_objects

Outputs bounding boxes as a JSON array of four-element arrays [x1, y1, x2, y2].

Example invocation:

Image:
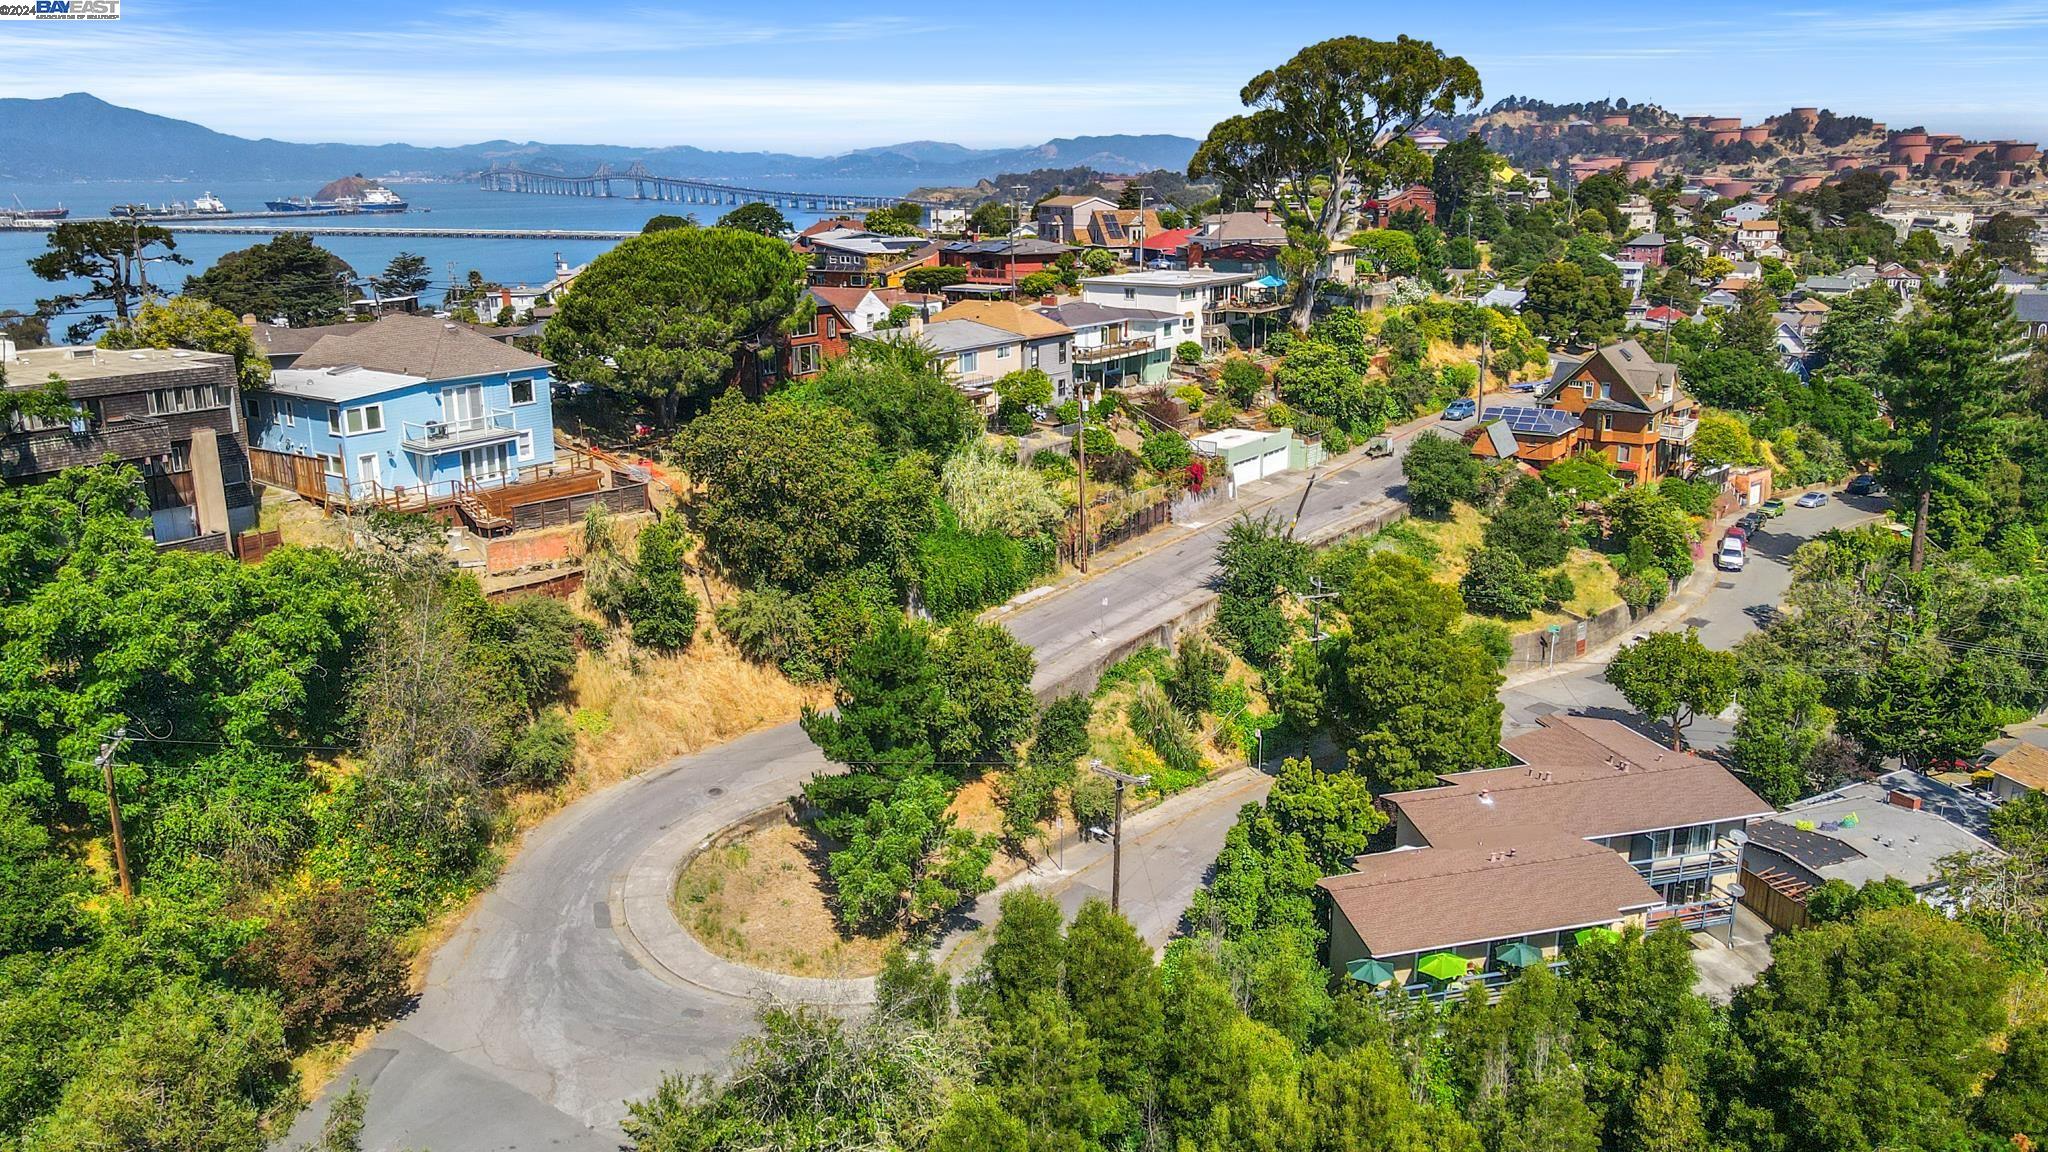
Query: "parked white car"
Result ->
[[1716, 537, 1747, 572]]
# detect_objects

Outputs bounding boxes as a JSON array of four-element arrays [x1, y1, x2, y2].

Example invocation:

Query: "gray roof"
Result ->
[[1195, 211, 1287, 244], [1033, 301, 1179, 328], [2014, 290, 2048, 325], [1622, 232, 1668, 248], [250, 321, 362, 360], [292, 314, 551, 381], [912, 319, 1020, 355], [270, 364, 427, 404], [1080, 269, 1257, 289], [1759, 771, 2001, 890], [1478, 286, 1527, 309], [943, 238, 1073, 258]]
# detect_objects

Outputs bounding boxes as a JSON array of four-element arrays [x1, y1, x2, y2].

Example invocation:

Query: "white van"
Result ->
[[1716, 537, 1746, 572]]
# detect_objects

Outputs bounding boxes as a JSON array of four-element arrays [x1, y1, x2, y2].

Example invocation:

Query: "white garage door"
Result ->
[[1231, 458, 1261, 487], [1258, 448, 1288, 479]]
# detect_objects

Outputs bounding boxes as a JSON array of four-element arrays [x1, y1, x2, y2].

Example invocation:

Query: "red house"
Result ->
[[1619, 232, 1669, 267], [732, 293, 852, 395], [1361, 185, 1438, 228], [938, 238, 1074, 290]]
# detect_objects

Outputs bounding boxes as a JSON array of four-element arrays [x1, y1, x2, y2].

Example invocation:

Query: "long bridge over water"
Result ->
[[478, 163, 922, 213], [0, 220, 637, 241]]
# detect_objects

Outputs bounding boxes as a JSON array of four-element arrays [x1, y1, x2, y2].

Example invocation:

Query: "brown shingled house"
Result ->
[[1320, 716, 1771, 997], [1472, 341, 1699, 482]]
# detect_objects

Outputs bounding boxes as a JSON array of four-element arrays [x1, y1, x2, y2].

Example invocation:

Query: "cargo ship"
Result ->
[[113, 192, 231, 218], [266, 175, 407, 214], [7, 196, 69, 220]]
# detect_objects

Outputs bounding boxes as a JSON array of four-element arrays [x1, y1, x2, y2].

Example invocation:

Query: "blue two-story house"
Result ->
[[247, 314, 557, 504]]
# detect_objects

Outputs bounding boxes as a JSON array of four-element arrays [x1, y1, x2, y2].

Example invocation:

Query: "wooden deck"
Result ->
[[248, 447, 643, 535]]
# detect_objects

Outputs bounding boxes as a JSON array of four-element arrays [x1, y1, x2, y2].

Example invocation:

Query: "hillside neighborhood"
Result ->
[[6, 29, 2048, 1152]]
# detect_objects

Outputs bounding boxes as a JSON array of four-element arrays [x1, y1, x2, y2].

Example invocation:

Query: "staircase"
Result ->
[[455, 489, 512, 534]]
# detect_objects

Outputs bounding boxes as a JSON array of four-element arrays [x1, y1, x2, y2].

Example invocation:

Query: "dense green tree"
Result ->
[[1277, 340, 1379, 429], [26, 980, 295, 1152], [620, 515, 701, 652], [828, 773, 994, 931], [373, 251, 431, 298], [1460, 547, 1545, 618], [231, 884, 404, 1044], [1605, 631, 1737, 750], [1834, 647, 2003, 769], [28, 220, 186, 338], [1402, 430, 1482, 517], [677, 392, 929, 589], [98, 296, 269, 391], [1880, 247, 2024, 568], [641, 213, 696, 233], [1717, 286, 1781, 359], [1602, 486, 1695, 577], [183, 232, 351, 328], [715, 202, 791, 236], [968, 888, 1065, 1023], [1061, 900, 1163, 1105], [1430, 133, 1499, 223], [1524, 261, 1626, 344], [1977, 1023, 2048, 1144], [1725, 906, 2008, 1152], [0, 795, 89, 957], [1484, 477, 1571, 568], [1191, 35, 1481, 327], [1214, 513, 1310, 663], [1730, 666, 1831, 806], [543, 227, 809, 423], [1328, 553, 1505, 790], [785, 338, 978, 456]]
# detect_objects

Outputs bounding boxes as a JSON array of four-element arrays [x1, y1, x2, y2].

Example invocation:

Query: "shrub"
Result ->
[[942, 441, 1064, 539], [1175, 341, 1203, 364], [1141, 431, 1193, 473], [717, 587, 820, 679], [1463, 620, 1513, 668], [1658, 474, 1719, 516], [1618, 566, 1671, 613], [233, 884, 407, 1044], [1543, 569, 1577, 610], [504, 710, 578, 789], [1459, 547, 1544, 617], [1173, 383, 1207, 407], [623, 516, 701, 651], [1541, 456, 1621, 501], [916, 522, 1038, 618], [1052, 400, 1080, 424], [1220, 357, 1266, 406], [1070, 772, 1116, 832], [1401, 431, 1481, 517], [1201, 399, 1237, 427], [1166, 635, 1228, 716], [1018, 271, 1061, 297], [1483, 478, 1572, 568], [1126, 681, 1204, 783]]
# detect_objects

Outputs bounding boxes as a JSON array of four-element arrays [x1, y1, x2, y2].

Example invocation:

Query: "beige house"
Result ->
[[1321, 717, 1772, 997], [1987, 743, 2048, 802]]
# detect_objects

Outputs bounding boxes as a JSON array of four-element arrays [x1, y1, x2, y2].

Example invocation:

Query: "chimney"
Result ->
[[1887, 790, 1924, 812]]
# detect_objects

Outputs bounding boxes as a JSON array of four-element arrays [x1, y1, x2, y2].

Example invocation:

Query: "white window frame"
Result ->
[[517, 430, 535, 461], [1581, 381, 1596, 399], [320, 453, 343, 477], [958, 351, 978, 373], [345, 404, 384, 434], [791, 343, 821, 376], [1616, 444, 1632, 463], [509, 377, 537, 406]]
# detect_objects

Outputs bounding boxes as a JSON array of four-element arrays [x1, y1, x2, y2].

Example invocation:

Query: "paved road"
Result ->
[[1501, 492, 1886, 749], [289, 413, 1458, 1150]]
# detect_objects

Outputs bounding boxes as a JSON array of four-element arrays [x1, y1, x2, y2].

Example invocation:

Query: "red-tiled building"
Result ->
[[1361, 185, 1438, 228]]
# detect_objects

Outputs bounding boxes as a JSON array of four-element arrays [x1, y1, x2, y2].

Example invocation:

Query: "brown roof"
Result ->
[[1542, 340, 1684, 413], [932, 299, 1072, 340], [808, 287, 874, 314], [292, 314, 550, 380], [1319, 834, 1661, 955], [250, 321, 360, 359], [1386, 716, 1774, 846], [1990, 743, 2048, 792]]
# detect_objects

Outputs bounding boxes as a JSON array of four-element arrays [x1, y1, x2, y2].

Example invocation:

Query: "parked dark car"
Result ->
[[1847, 474, 1877, 496]]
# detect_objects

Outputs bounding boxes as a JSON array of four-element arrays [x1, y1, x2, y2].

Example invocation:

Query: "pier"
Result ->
[[0, 220, 637, 241], [478, 162, 923, 212]]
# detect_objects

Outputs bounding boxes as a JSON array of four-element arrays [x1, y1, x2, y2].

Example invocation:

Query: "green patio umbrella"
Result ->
[[1345, 958, 1396, 986], [1494, 941, 1545, 968], [1416, 952, 1469, 982], [1574, 926, 1622, 948]]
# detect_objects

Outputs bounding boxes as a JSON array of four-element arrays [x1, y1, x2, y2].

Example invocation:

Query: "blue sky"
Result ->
[[1, 0, 2045, 152]]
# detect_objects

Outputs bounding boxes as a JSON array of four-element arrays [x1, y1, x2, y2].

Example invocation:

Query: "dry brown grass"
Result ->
[[672, 822, 900, 978]]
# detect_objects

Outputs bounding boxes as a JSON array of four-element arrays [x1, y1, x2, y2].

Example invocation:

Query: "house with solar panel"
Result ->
[[1469, 340, 1698, 482], [1319, 716, 1771, 998]]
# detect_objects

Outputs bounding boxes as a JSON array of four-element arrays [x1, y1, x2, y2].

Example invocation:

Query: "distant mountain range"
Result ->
[[0, 93, 1201, 184]]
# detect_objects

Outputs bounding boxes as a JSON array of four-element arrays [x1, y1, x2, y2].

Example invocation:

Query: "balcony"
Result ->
[[1633, 843, 1742, 886], [1397, 959, 1569, 1002], [1072, 337, 1155, 364], [1659, 416, 1699, 442], [1648, 897, 1735, 934], [401, 410, 518, 453]]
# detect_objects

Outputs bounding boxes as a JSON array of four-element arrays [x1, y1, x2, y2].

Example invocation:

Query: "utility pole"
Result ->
[[1074, 389, 1091, 572], [1477, 325, 1490, 409], [1089, 759, 1150, 912], [1285, 470, 1320, 539], [1298, 576, 1341, 644], [1009, 184, 1028, 296], [96, 728, 132, 898]]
